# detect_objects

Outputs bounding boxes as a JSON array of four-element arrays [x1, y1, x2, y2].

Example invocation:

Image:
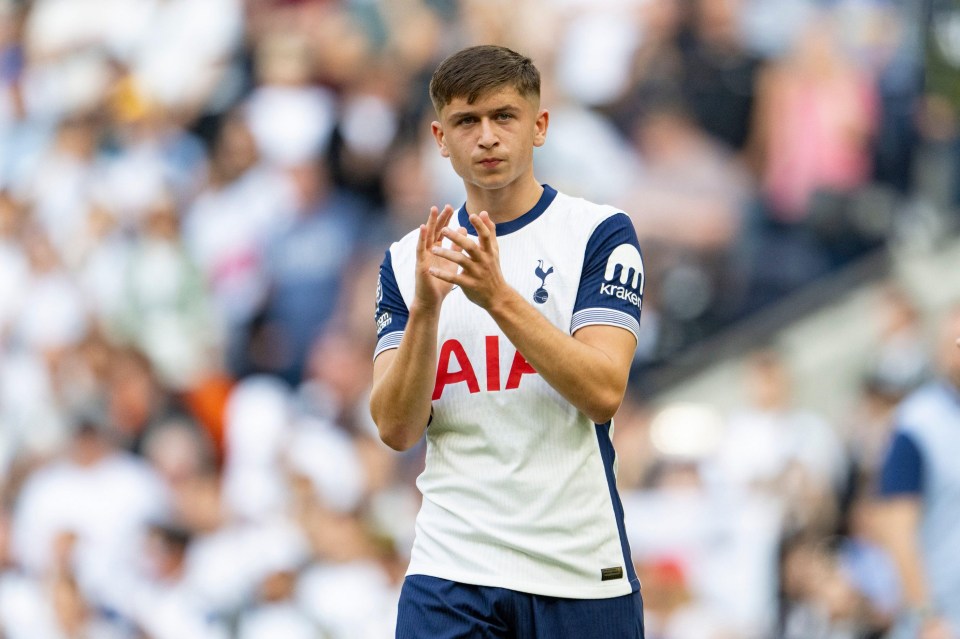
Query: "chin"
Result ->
[[470, 173, 516, 191]]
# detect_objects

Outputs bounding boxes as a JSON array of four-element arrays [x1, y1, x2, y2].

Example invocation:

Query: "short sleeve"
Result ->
[[571, 213, 644, 342], [878, 431, 924, 497], [374, 248, 408, 359]]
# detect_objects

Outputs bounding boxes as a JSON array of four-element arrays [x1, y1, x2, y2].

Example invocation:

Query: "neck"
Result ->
[[463, 176, 543, 225]]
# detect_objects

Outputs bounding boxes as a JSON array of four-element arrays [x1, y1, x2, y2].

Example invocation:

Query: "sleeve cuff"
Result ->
[[374, 331, 404, 360], [570, 308, 640, 342]]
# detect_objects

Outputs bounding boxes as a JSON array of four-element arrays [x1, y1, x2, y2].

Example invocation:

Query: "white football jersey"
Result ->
[[374, 185, 644, 599]]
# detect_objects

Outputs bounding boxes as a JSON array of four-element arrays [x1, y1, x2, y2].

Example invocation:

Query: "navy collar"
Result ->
[[458, 184, 557, 237]]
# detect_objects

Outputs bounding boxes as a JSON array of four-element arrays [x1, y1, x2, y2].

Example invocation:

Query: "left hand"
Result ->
[[430, 211, 508, 310]]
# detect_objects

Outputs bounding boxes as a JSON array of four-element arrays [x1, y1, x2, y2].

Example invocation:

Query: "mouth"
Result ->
[[477, 158, 504, 169]]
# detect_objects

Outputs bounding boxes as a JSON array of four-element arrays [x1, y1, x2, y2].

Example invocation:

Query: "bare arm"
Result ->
[[874, 497, 955, 639], [492, 293, 635, 423], [431, 211, 636, 424], [369, 205, 458, 450], [873, 496, 930, 609]]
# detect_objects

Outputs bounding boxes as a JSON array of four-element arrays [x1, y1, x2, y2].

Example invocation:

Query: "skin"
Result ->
[[369, 85, 637, 451]]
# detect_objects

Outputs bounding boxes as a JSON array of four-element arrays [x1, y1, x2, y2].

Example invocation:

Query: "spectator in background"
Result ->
[[10, 407, 171, 610], [681, 0, 763, 154], [182, 110, 295, 377], [776, 534, 874, 639], [875, 306, 960, 639], [843, 283, 931, 484], [0, 527, 131, 639], [712, 348, 849, 536], [748, 14, 878, 226], [255, 159, 366, 386], [15, 228, 89, 360], [745, 13, 879, 303], [243, 31, 336, 169], [625, 100, 754, 337], [601, 0, 686, 136], [116, 190, 217, 390], [15, 112, 101, 266], [863, 284, 930, 398]]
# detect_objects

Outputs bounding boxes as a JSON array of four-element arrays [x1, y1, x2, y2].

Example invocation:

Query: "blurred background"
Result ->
[[1, 0, 959, 637]]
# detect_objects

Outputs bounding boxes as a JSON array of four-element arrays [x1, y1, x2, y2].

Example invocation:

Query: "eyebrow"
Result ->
[[447, 104, 522, 121]]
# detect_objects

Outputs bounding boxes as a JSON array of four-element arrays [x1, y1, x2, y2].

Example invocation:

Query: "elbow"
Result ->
[[372, 416, 422, 451], [583, 391, 624, 425], [586, 407, 619, 425], [369, 396, 425, 451], [378, 427, 419, 452]]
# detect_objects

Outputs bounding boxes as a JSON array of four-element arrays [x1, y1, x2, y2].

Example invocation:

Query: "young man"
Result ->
[[370, 45, 645, 638], [875, 307, 960, 639]]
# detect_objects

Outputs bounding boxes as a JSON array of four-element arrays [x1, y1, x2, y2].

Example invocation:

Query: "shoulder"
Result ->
[[547, 192, 635, 256], [551, 190, 628, 230], [390, 226, 422, 256], [896, 382, 958, 432], [381, 227, 421, 276]]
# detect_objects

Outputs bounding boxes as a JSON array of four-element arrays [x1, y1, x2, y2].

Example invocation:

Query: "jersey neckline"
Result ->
[[458, 184, 557, 237]]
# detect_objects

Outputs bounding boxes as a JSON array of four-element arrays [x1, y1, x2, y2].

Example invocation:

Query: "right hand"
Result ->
[[413, 205, 459, 309]]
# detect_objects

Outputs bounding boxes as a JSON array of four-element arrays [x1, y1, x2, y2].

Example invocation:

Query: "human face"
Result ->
[[431, 86, 548, 194]]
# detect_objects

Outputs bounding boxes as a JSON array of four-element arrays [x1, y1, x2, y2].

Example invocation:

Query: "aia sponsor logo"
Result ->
[[433, 336, 536, 399]]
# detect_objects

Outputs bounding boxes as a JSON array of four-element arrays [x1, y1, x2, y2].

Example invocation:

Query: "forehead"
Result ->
[[440, 85, 537, 116]]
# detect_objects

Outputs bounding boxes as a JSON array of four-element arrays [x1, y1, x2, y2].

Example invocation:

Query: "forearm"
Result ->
[[487, 287, 628, 424], [875, 501, 932, 610], [370, 304, 441, 450], [890, 538, 933, 610]]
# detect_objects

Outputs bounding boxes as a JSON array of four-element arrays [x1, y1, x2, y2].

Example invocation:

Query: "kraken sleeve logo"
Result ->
[[603, 244, 643, 290], [600, 244, 643, 308]]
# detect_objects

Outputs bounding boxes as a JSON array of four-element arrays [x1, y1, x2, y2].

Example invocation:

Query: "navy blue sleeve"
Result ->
[[374, 248, 408, 358], [878, 431, 924, 497], [571, 213, 644, 340]]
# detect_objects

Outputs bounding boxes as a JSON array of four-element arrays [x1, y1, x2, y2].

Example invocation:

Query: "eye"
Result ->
[[458, 116, 477, 126], [495, 112, 514, 121]]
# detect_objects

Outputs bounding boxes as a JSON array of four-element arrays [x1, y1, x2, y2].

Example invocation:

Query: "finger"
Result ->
[[417, 222, 425, 253], [440, 227, 479, 254], [454, 227, 468, 250], [470, 211, 496, 252], [481, 211, 496, 235], [436, 204, 455, 243], [480, 211, 497, 247], [424, 206, 439, 250], [431, 245, 470, 267], [428, 266, 459, 285]]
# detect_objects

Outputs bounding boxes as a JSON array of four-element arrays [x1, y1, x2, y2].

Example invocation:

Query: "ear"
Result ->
[[533, 108, 549, 148], [431, 121, 450, 158]]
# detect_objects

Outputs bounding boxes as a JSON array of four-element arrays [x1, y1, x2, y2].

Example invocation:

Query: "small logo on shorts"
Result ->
[[601, 567, 624, 581], [533, 259, 554, 304]]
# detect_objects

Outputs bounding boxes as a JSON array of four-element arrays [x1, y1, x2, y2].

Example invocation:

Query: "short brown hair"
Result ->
[[429, 45, 540, 114]]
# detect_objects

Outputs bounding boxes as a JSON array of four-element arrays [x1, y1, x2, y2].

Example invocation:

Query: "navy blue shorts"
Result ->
[[396, 575, 645, 639]]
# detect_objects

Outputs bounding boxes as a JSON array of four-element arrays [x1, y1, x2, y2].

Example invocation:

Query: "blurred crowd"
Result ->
[[1, 0, 959, 637]]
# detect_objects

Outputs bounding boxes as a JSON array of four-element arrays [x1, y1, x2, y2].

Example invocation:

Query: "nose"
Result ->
[[478, 118, 498, 149]]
